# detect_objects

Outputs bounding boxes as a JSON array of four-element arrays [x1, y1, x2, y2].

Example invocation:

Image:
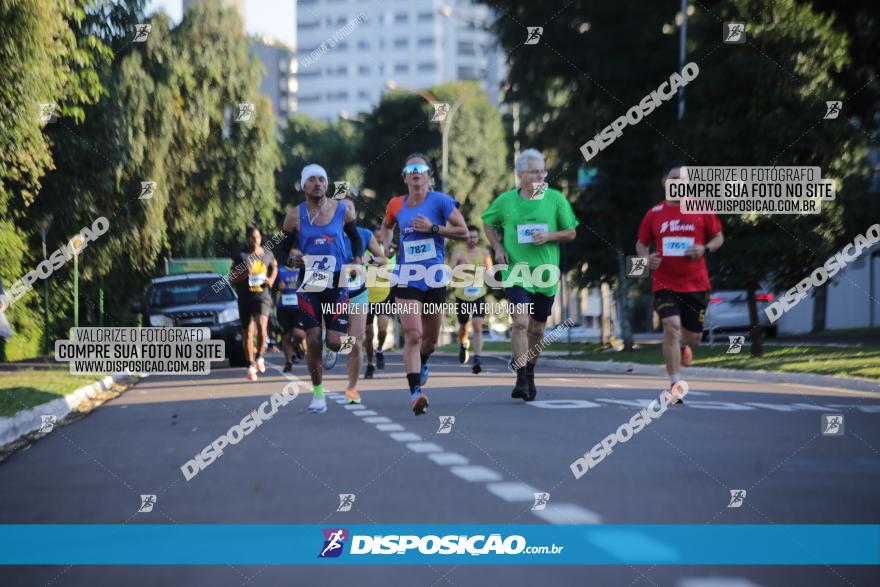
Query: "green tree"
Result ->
[[360, 81, 508, 227]]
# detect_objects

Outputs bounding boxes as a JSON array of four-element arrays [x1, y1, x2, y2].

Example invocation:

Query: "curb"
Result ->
[[436, 352, 880, 394], [0, 372, 135, 447]]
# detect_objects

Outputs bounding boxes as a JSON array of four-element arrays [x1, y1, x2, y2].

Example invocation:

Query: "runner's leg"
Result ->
[[305, 326, 323, 386], [661, 315, 683, 380], [346, 310, 367, 401]]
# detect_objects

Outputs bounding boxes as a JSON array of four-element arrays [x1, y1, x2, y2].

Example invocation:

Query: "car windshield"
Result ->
[[149, 279, 234, 308]]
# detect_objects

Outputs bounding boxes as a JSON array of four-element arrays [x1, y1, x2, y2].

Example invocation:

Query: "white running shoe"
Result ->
[[247, 366, 258, 381], [256, 356, 266, 373], [307, 394, 327, 414]]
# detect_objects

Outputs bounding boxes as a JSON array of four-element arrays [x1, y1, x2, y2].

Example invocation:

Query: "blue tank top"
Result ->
[[298, 200, 349, 278], [276, 265, 300, 307], [392, 191, 457, 291]]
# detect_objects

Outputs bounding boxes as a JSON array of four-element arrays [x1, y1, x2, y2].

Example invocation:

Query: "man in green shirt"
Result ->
[[482, 148, 579, 401]]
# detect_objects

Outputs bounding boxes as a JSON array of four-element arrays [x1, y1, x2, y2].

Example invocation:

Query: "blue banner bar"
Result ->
[[0, 525, 877, 565]]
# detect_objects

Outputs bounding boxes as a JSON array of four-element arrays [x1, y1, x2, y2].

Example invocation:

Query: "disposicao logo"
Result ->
[[319, 528, 348, 558]]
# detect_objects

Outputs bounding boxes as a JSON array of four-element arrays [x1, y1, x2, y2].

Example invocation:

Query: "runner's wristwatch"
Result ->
[[431, 224, 440, 234]]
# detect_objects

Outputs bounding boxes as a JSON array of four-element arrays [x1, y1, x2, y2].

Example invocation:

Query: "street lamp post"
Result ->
[[36, 214, 53, 354], [678, 0, 688, 120]]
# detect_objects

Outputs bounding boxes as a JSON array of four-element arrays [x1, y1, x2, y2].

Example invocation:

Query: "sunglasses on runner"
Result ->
[[402, 163, 431, 176]]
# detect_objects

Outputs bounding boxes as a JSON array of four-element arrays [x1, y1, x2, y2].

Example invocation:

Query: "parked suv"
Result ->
[[133, 272, 247, 367]]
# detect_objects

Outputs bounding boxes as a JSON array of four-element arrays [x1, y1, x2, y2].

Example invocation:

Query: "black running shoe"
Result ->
[[526, 381, 537, 402], [282, 361, 292, 373], [471, 356, 482, 374], [365, 364, 375, 379], [511, 381, 529, 400], [376, 351, 385, 370], [458, 343, 469, 364]]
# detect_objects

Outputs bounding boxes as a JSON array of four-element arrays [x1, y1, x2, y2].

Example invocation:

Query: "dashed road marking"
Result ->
[[486, 481, 539, 502], [450, 465, 503, 482], [427, 452, 470, 466], [406, 442, 443, 453]]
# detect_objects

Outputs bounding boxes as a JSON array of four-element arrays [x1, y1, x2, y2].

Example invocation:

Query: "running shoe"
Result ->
[[680, 345, 693, 367], [526, 381, 537, 402], [667, 381, 687, 405], [471, 356, 482, 375], [420, 363, 430, 386], [282, 361, 292, 373], [511, 381, 529, 400], [458, 341, 470, 364], [411, 389, 429, 416], [323, 347, 338, 370], [308, 395, 328, 414], [376, 351, 385, 370], [364, 364, 375, 379], [247, 365, 258, 381], [256, 356, 266, 373], [345, 389, 362, 404]]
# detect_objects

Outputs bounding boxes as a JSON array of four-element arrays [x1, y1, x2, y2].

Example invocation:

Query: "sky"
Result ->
[[146, 0, 296, 46]]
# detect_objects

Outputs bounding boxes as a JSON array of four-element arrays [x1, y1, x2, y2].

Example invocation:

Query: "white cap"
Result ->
[[300, 164, 328, 189]]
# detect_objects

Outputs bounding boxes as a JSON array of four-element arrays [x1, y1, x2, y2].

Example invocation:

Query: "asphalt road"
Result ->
[[1, 352, 879, 586]]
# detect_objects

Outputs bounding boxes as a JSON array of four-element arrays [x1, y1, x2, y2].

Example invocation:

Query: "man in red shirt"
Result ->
[[636, 165, 724, 401]]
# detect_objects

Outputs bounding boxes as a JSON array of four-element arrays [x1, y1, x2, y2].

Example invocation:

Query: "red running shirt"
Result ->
[[637, 200, 722, 293]]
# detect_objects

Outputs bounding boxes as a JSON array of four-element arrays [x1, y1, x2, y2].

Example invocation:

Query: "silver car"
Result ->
[[703, 288, 777, 337]]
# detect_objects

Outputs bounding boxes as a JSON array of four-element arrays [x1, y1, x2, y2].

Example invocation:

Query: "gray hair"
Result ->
[[515, 148, 544, 173]]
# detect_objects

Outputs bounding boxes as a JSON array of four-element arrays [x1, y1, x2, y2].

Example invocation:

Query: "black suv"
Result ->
[[133, 272, 247, 367]]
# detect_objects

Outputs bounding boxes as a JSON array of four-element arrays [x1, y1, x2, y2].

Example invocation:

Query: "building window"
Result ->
[[357, 40, 369, 50], [393, 38, 408, 48], [358, 64, 370, 75], [417, 36, 435, 47], [457, 66, 477, 79], [279, 59, 288, 72], [417, 62, 437, 73], [417, 11, 434, 22], [327, 91, 349, 101], [299, 94, 321, 103], [457, 41, 476, 56], [298, 19, 321, 29], [394, 13, 408, 24], [394, 63, 409, 74], [357, 90, 370, 100]]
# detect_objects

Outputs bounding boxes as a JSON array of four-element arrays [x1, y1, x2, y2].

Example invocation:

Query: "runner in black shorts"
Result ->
[[482, 149, 579, 401], [230, 226, 277, 382], [282, 163, 363, 414], [636, 165, 724, 403], [274, 247, 306, 371], [449, 226, 492, 373], [380, 153, 468, 415]]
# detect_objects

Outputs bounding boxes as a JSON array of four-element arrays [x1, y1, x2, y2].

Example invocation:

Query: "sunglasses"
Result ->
[[402, 163, 431, 176]]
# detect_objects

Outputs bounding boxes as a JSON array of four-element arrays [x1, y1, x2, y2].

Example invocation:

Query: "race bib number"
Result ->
[[662, 236, 694, 257], [280, 293, 298, 306], [248, 273, 266, 288], [517, 224, 549, 244], [463, 286, 481, 297], [405, 238, 436, 262]]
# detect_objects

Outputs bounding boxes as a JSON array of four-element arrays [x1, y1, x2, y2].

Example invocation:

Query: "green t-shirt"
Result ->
[[481, 187, 579, 296]]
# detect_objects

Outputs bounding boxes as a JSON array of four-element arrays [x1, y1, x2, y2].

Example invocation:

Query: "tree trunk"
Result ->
[[614, 230, 634, 351], [811, 283, 827, 333], [747, 283, 764, 358]]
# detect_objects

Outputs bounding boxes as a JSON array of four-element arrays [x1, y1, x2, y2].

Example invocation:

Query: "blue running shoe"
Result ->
[[323, 346, 338, 370], [420, 363, 429, 386]]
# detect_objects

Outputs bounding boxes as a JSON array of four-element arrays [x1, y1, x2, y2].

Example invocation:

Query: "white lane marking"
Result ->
[[596, 398, 653, 408], [485, 481, 540, 502], [827, 404, 880, 413], [744, 402, 797, 412], [344, 405, 366, 411], [363, 416, 392, 424], [389, 432, 421, 442], [353, 410, 378, 417], [427, 452, 470, 466], [450, 465, 503, 482], [678, 579, 764, 587], [529, 399, 601, 409], [605, 384, 627, 388], [407, 442, 443, 453], [334, 400, 347, 404], [531, 503, 601, 524], [553, 378, 576, 382], [376, 423, 405, 432]]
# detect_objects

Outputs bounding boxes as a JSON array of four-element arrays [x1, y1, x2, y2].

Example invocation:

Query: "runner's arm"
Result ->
[[366, 235, 387, 265], [688, 231, 725, 259], [342, 200, 364, 264], [265, 257, 278, 288], [485, 225, 508, 264], [635, 240, 661, 270], [441, 207, 469, 241]]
